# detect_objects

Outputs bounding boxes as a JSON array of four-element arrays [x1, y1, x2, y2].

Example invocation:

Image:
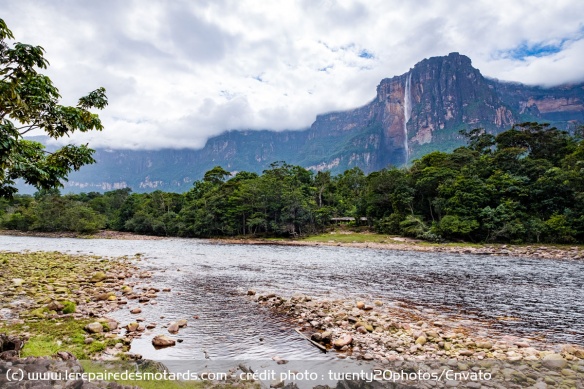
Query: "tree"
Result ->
[[0, 19, 107, 198]]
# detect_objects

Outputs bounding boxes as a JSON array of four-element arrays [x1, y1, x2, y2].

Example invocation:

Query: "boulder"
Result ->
[[542, 354, 568, 370], [168, 322, 179, 334], [152, 335, 175, 348], [177, 319, 188, 328], [85, 322, 104, 334]]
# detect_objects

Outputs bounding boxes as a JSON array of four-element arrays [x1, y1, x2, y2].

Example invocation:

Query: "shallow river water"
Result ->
[[1, 235, 583, 367]]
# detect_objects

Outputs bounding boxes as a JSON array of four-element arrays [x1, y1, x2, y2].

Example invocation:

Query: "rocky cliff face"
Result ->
[[22, 53, 584, 193]]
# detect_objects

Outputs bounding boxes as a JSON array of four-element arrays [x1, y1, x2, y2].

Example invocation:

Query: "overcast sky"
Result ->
[[2, 0, 584, 150]]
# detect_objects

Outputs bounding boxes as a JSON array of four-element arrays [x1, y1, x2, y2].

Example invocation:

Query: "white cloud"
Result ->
[[2, 0, 583, 150]]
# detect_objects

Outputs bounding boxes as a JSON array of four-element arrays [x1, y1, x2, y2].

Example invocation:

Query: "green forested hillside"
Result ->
[[2, 123, 583, 243]]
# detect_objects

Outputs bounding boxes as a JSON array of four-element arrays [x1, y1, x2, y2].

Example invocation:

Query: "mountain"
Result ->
[[24, 53, 584, 194]]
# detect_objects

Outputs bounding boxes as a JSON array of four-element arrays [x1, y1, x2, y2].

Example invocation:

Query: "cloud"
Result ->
[[2, 0, 584, 150]]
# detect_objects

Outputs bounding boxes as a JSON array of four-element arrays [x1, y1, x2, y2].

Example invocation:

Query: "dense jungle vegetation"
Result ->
[[1, 123, 583, 244]]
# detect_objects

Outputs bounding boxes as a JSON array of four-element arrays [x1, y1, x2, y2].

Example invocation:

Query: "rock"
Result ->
[[354, 321, 373, 332], [356, 326, 368, 334], [168, 322, 180, 333], [12, 278, 24, 287], [55, 287, 68, 294], [136, 317, 145, 322], [333, 335, 353, 348], [476, 341, 493, 349], [458, 349, 474, 356], [374, 300, 383, 306], [247, 290, 256, 296], [85, 322, 104, 334], [139, 272, 152, 278], [311, 333, 322, 342], [130, 307, 142, 314], [47, 301, 64, 311], [84, 338, 94, 344], [542, 354, 568, 370], [321, 331, 332, 342], [95, 293, 111, 301], [415, 336, 427, 346], [356, 301, 365, 309], [152, 335, 176, 348], [177, 319, 188, 327], [90, 272, 107, 283], [127, 322, 139, 332]]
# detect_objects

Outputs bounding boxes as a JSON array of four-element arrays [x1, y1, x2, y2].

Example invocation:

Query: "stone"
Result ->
[[415, 336, 427, 346], [542, 354, 568, 370], [168, 322, 180, 333], [152, 335, 175, 348], [90, 272, 107, 283], [130, 307, 142, 314], [127, 322, 139, 332], [85, 322, 104, 334], [47, 301, 64, 311], [321, 331, 332, 342], [12, 278, 24, 287], [476, 341, 493, 349], [333, 335, 353, 348], [177, 319, 188, 327], [356, 301, 365, 309], [247, 290, 256, 296], [458, 349, 474, 356]]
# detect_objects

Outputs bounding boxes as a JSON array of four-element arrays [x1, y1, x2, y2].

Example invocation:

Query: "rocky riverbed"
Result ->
[[252, 293, 584, 388]]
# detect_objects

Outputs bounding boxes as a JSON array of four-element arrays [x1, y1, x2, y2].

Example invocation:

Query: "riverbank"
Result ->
[[3, 229, 583, 260], [215, 232, 584, 260], [253, 292, 584, 387]]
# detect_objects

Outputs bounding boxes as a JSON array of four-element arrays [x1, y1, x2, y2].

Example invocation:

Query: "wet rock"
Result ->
[[247, 290, 256, 296], [152, 335, 176, 348], [168, 322, 180, 334], [356, 301, 365, 309], [333, 335, 352, 348], [130, 307, 142, 314], [126, 322, 139, 332], [177, 319, 188, 328]]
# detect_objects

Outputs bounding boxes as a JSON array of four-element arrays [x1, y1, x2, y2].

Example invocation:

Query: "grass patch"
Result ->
[[0, 316, 110, 359], [301, 232, 394, 244]]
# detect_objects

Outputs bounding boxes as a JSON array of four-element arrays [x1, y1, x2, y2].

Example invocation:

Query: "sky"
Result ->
[[2, 0, 584, 150]]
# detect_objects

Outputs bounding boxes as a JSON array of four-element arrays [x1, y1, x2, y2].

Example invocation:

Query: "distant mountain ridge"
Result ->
[[23, 53, 584, 194]]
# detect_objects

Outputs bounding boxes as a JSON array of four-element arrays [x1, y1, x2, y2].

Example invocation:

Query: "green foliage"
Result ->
[[1, 123, 583, 243], [62, 300, 76, 314], [0, 19, 107, 198]]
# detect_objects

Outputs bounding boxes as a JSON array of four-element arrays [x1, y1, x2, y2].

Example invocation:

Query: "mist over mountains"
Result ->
[[24, 53, 584, 194]]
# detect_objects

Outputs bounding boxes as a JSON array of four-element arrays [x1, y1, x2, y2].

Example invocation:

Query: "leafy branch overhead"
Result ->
[[0, 18, 107, 198]]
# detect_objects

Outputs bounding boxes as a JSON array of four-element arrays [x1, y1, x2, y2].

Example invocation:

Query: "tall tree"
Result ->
[[0, 19, 107, 198]]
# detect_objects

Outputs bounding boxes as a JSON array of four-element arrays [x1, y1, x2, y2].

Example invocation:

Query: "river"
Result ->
[[1, 235, 583, 366]]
